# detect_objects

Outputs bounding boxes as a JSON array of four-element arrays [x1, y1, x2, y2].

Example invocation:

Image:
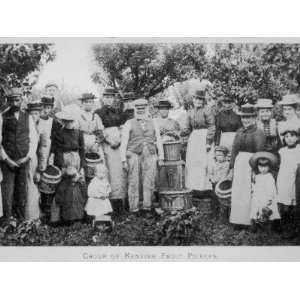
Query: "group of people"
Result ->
[[0, 82, 300, 237]]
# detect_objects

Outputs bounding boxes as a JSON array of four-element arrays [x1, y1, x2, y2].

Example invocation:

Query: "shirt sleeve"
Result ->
[[153, 118, 164, 160], [181, 111, 192, 137], [214, 114, 221, 145], [204, 107, 216, 145], [120, 120, 131, 162], [78, 130, 86, 169], [27, 115, 39, 159]]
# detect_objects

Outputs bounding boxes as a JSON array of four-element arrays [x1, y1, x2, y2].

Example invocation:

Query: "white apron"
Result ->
[[220, 132, 236, 153], [103, 127, 127, 200], [0, 169, 3, 218], [230, 152, 252, 225], [185, 129, 213, 191], [25, 154, 41, 220]]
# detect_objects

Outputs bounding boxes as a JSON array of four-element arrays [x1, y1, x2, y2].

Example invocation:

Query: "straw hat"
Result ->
[[255, 98, 274, 109], [249, 151, 278, 169], [55, 110, 76, 121], [278, 94, 299, 106], [237, 103, 257, 116], [133, 98, 148, 107], [158, 100, 173, 109], [27, 102, 43, 112], [279, 122, 299, 136], [41, 96, 55, 106]]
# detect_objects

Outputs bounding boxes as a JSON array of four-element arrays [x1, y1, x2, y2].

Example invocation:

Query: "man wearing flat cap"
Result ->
[[120, 98, 164, 213], [77, 93, 105, 178], [155, 100, 181, 142], [94, 87, 127, 214], [0, 87, 39, 220], [44, 81, 64, 114]]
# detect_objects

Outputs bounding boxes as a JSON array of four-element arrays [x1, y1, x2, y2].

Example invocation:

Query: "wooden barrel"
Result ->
[[215, 179, 232, 208], [163, 141, 182, 161], [158, 160, 185, 191], [39, 165, 62, 194], [85, 152, 102, 178], [159, 190, 192, 211]]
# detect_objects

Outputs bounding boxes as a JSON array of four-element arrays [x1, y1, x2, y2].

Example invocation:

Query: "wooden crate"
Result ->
[[158, 160, 185, 191]]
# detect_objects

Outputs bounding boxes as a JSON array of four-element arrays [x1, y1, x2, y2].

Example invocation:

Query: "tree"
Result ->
[[0, 43, 55, 98], [91, 43, 207, 98]]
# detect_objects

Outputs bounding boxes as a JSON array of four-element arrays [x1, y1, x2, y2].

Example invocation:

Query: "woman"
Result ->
[[184, 90, 215, 191], [278, 94, 300, 138], [215, 97, 242, 153], [94, 87, 127, 213], [255, 98, 281, 154], [229, 104, 266, 226], [52, 109, 86, 223], [25, 102, 44, 221]]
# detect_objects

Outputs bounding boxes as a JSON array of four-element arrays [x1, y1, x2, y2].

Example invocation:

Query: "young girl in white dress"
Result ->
[[85, 163, 113, 224], [249, 152, 280, 230], [277, 124, 300, 236]]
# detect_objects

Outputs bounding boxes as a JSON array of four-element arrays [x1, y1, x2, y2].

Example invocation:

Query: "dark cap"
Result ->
[[103, 87, 117, 96], [27, 102, 43, 112], [158, 100, 173, 109], [194, 90, 206, 99], [41, 96, 55, 106], [122, 92, 136, 102], [79, 93, 96, 101], [237, 104, 257, 117]]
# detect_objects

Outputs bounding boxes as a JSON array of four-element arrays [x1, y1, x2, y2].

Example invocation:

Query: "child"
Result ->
[[85, 164, 113, 227], [209, 146, 230, 185], [277, 124, 300, 238], [209, 146, 230, 219], [249, 152, 280, 231]]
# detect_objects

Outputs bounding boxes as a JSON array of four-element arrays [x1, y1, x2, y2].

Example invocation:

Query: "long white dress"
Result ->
[[85, 177, 112, 216], [277, 145, 300, 206], [250, 173, 280, 221], [25, 126, 41, 220], [230, 152, 253, 225], [185, 129, 214, 191]]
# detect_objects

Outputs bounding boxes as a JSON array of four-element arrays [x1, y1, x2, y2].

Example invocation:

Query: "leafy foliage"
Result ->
[[92, 43, 207, 98], [0, 44, 55, 98]]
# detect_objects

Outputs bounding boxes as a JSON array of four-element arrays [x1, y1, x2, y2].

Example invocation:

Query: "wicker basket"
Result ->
[[159, 190, 192, 211], [39, 165, 62, 194], [85, 152, 102, 178], [163, 141, 182, 161], [215, 179, 232, 208]]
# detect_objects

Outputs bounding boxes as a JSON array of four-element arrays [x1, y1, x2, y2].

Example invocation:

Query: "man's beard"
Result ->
[[10, 105, 20, 113]]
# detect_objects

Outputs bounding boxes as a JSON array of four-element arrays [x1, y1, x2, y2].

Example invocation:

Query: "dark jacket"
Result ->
[[2, 108, 30, 160], [230, 124, 266, 169], [215, 109, 242, 145]]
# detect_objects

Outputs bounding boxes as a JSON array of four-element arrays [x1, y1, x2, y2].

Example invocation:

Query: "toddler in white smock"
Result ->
[[85, 163, 113, 222]]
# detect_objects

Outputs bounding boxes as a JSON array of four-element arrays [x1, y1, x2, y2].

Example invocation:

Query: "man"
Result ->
[[120, 98, 164, 213], [1, 87, 38, 220], [121, 92, 136, 122], [155, 100, 181, 142], [77, 93, 105, 181], [94, 87, 127, 214], [44, 81, 64, 114]]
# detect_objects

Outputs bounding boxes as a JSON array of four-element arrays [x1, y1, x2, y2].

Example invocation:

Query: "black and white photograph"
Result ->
[[1, 37, 300, 260]]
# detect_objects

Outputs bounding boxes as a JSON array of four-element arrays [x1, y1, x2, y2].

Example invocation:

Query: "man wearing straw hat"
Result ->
[[120, 98, 164, 214]]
